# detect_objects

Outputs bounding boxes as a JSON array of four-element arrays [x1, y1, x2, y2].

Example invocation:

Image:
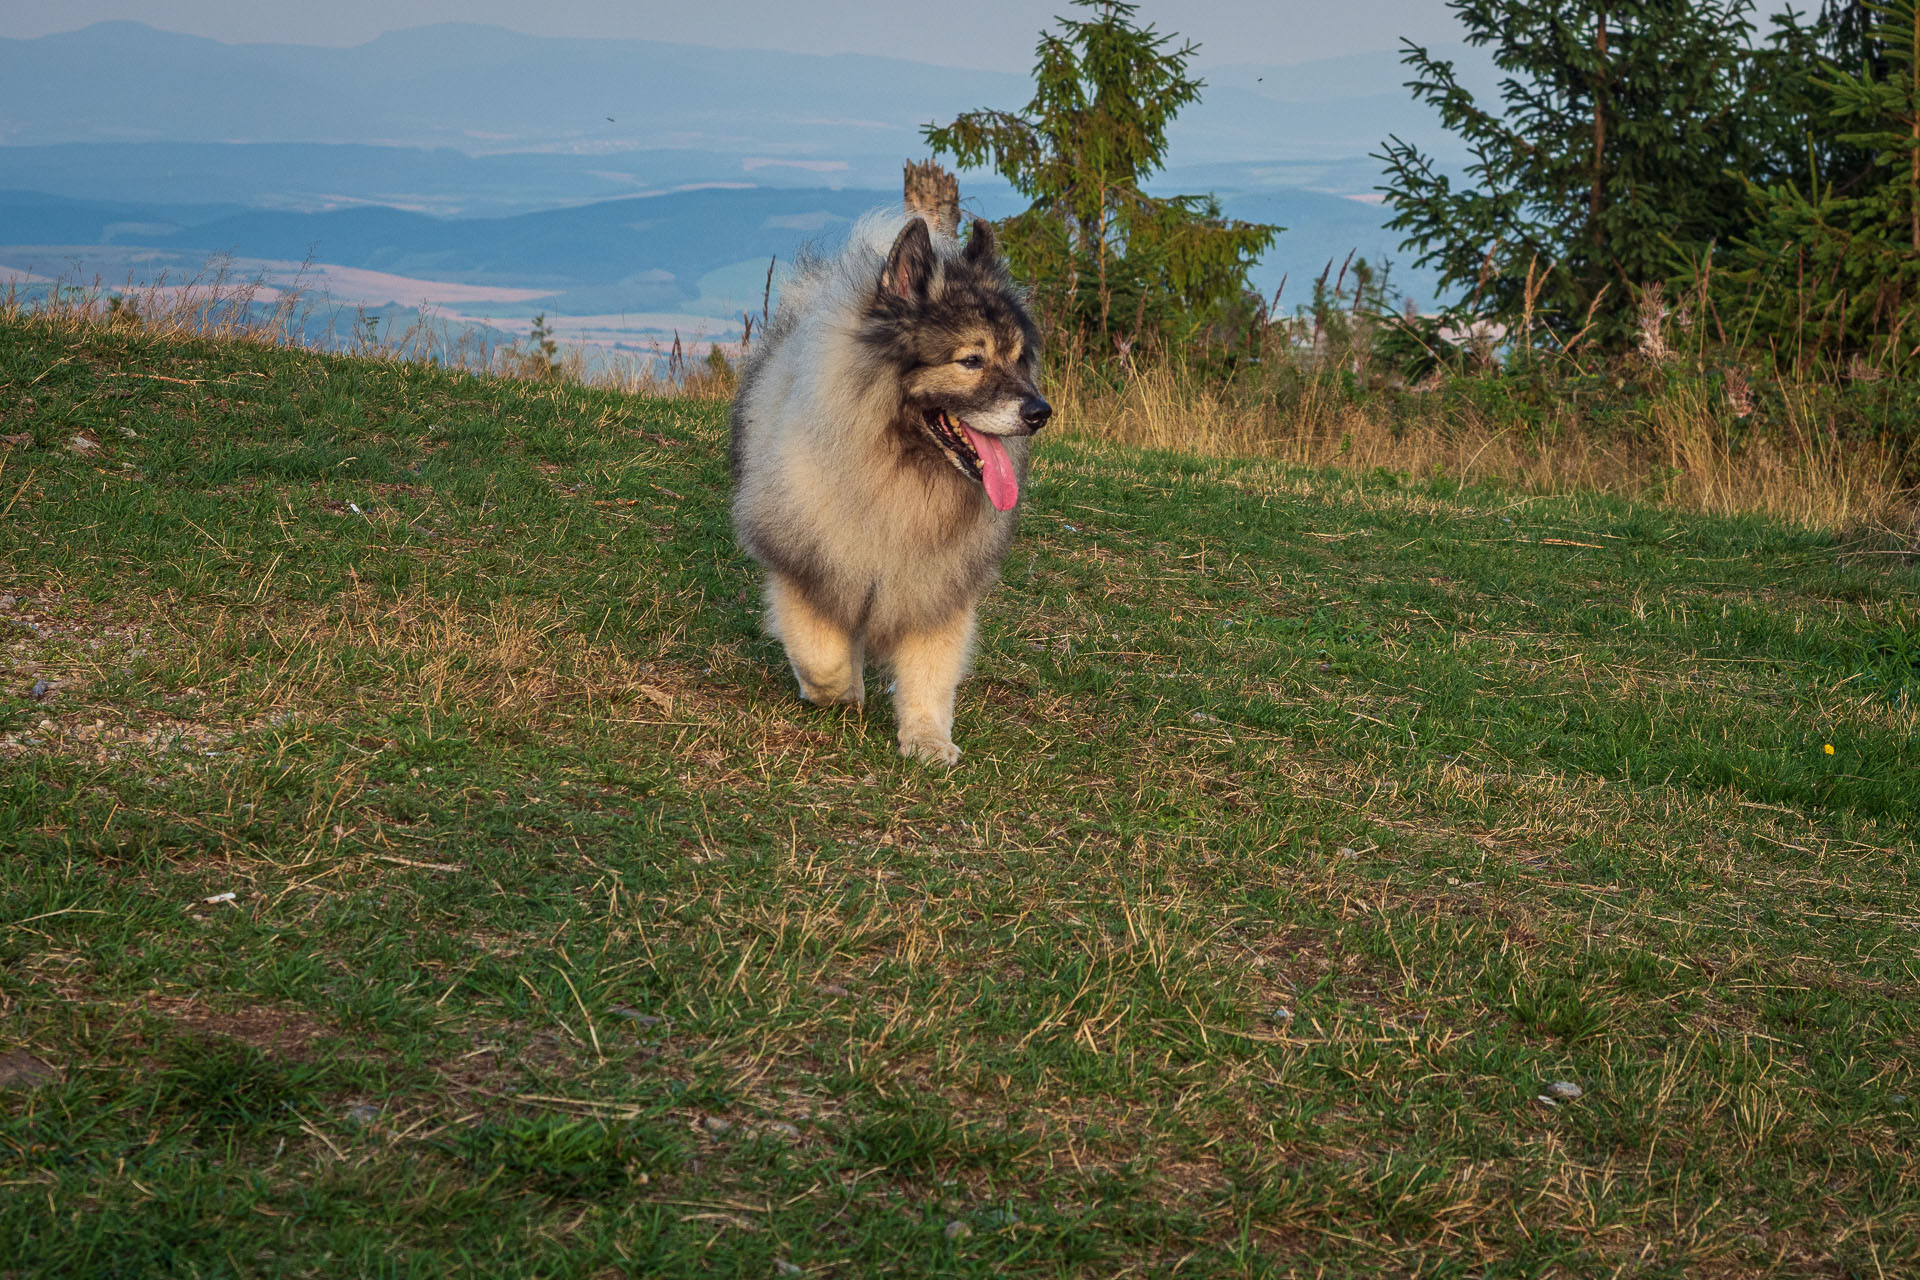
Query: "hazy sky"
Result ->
[[1, 1, 1470, 69]]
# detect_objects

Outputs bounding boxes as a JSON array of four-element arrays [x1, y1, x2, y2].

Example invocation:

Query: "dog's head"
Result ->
[[860, 218, 1050, 512]]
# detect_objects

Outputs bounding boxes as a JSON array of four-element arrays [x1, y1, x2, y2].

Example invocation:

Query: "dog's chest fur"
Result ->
[[728, 210, 1036, 652], [734, 403, 1019, 649]]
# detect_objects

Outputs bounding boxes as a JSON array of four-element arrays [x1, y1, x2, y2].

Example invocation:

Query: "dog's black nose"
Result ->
[[1020, 396, 1053, 431]]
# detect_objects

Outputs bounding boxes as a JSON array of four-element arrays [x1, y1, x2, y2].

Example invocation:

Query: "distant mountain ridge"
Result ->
[[0, 182, 1434, 317], [0, 142, 873, 217]]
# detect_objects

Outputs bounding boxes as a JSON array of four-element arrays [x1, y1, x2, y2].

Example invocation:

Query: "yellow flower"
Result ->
[[1823, 743, 1835, 755]]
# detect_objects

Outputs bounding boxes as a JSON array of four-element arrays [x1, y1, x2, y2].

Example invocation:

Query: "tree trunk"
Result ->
[[1096, 190, 1112, 341], [1910, 5, 1918, 251], [1591, 7, 1608, 249]]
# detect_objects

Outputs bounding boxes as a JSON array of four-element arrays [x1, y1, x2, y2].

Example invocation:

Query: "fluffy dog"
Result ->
[[729, 211, 1050, 764]]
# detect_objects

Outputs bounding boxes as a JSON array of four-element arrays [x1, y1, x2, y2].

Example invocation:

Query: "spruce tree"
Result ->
[[1722, 0, 1920, 371], [1835, 0, 1920, 257], [1377, 1, 1776, 349], [923, 0, 1277, 359]]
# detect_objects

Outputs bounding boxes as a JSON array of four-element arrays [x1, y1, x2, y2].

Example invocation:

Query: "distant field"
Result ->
[[0, 245, 776, 359], [2, 315, 1916, 1275]]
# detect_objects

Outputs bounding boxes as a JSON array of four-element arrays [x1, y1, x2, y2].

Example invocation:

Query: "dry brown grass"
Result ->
[[1053, 359, 1918, 533], [2, 257, 316, 348], [1, 263, 743, 401], [157, 587, 702, 731], [581, 349, 739, 400]]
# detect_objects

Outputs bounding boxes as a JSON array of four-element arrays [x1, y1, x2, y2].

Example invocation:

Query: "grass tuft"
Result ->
[[450, 1115, 685, 1196]]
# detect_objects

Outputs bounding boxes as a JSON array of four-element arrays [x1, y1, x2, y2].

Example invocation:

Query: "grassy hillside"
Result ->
[[1, 315, 1916, 1276]]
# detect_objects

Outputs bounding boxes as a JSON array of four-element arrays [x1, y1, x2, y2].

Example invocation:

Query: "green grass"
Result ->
[[2, 313, 1917, 1277]]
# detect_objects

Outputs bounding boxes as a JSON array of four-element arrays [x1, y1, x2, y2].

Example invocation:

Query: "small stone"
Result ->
[[1338, 846, 1359, 859], [0, 1051, 61, 1089], [1268, 1007, 1293, 1024], [1188, 710, 1220, 724], [813, 983, 850, 998], [29, 679, 50, 701], [68, 434, 99, 454], [943, 1220, 972, 1241], [0, 594, 15, 610], [344, 1102, 382, 1128], [609, 1007, 666, 1027], [701, 1116, 733, 1135], [1543, 1080, 1583, 1101], [1891, 1094, 1907, 1105], [764, 1121, 801, 1139], [774, 1261, 804, 1277]]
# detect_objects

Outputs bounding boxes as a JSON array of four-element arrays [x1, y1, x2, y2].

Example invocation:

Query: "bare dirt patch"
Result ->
[[144, 994, 330, 1059], [0, 1051, 64, 1089]]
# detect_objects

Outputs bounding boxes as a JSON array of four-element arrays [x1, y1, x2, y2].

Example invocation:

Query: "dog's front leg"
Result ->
[[889, 604, 976, 766], [766, 572, 865, 710]]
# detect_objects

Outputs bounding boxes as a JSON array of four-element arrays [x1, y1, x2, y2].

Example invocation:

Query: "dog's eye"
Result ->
[[957, 354, 985, 370]]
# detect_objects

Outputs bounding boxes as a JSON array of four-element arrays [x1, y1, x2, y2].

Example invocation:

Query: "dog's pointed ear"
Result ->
[[880, 219, 936, 303], [963, 218, 997, 264]]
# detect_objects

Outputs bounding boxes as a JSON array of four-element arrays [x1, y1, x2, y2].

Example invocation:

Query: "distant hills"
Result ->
[[0, 22, 1487, 347], [0, 182, 1425, 320], [0, 142, 780, 217]]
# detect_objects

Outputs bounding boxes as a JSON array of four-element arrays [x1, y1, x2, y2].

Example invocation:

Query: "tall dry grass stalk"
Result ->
[[583, 348, 739, 400], [1054, 360, 1917, 534]]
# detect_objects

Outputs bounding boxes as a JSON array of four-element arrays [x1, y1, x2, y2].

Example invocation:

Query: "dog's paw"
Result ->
[[798, 682, 864, 711], [898, 733, 961, 766]]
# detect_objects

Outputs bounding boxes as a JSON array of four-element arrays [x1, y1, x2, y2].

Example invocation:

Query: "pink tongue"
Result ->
[[963, 425, 1019, 511]]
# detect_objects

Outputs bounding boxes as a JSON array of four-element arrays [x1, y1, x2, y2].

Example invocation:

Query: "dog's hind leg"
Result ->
[[886, 603, 976, 766], [766, 573, 865, 710]]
